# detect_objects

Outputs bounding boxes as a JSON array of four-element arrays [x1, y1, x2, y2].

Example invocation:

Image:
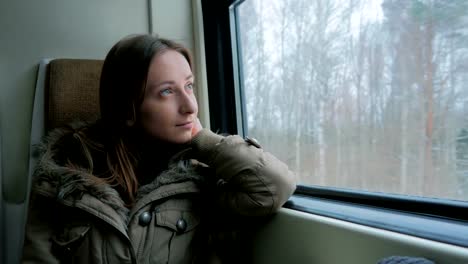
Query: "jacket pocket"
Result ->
[[152, 200, 201, 264], [51, 224, 91, 262], [155, 209, 200, 233]]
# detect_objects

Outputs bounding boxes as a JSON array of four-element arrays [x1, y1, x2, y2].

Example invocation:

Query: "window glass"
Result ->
[[236, 0, 468, 201]]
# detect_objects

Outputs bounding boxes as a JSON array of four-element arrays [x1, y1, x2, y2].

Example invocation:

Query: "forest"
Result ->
[[238, 0, 468, 201]]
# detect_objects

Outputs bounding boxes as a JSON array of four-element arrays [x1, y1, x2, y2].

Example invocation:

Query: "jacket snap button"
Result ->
[[176, 219, 187, 233], [139, 212, 152, 226], [217, 179, 227, 187], [245, 136, 261, 148]]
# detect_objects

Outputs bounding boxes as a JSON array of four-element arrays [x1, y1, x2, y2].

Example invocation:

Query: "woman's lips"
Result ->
[[176, 121, 193, 129]]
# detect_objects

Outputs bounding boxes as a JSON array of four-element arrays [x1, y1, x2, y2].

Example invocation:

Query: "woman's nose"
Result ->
[[179, 90, 197, 114]]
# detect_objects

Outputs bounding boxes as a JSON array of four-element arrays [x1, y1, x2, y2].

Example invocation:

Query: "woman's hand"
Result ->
[[191, 117, 203, 137]]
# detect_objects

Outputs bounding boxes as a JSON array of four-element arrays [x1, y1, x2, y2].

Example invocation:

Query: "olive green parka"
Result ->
[[22, 122, 296, 264]]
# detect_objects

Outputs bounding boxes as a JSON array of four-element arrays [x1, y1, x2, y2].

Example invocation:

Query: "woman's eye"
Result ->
[[159, 88, 173, 96], [186, 83, 194, 90]]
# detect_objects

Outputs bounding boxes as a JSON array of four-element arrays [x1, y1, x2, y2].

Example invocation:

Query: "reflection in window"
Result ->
[[237, 0, 468, 201]]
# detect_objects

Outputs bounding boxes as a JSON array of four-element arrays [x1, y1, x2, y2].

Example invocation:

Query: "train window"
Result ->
[[234, 0, 468, 202]]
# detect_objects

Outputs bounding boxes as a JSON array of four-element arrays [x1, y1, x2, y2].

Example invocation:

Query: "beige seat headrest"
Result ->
[[47, 59, 103, 129]]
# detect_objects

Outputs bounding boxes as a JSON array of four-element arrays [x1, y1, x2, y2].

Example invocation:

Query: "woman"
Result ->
[[22, 34, 296, 263]]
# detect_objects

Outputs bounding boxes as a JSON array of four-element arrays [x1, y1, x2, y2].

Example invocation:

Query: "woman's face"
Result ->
[[140, 50, 198, 144]]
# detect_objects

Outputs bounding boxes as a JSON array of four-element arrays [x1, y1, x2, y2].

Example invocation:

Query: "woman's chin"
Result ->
[[166, 133, 192, 145]]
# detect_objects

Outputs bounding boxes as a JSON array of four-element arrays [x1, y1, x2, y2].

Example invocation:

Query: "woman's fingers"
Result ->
[[192, 117, 203, 137]]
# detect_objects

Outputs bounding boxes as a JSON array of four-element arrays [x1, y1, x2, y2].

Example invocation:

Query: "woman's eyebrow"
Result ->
[[149, 74, 194, 89], [147, 81, 172, 92]]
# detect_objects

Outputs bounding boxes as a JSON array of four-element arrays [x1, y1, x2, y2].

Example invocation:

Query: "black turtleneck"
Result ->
[[133, 131, 190, 186]]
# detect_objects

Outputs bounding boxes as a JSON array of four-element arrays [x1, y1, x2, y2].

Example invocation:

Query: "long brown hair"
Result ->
[[99, 34, 193, 204]]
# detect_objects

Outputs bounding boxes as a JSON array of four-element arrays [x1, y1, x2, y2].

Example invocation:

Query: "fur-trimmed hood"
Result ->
[[31, 122, 205, 223]]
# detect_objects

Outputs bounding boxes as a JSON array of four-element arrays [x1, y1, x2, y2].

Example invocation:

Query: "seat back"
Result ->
[[29, 58, 104, 178], [5, 58, 104, 264], [30, 58, 103, 148]]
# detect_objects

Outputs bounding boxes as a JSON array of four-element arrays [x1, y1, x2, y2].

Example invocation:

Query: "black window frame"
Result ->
[[201, 0, 242, 135], [201, 0, 468, 248]]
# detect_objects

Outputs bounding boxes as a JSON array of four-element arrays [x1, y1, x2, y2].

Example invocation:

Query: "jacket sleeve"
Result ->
[[191, 129, 296, 216], [22, 194, 60, 264]]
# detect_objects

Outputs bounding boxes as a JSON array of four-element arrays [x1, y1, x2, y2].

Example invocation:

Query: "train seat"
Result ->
[[29, 57, 103, 186]]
